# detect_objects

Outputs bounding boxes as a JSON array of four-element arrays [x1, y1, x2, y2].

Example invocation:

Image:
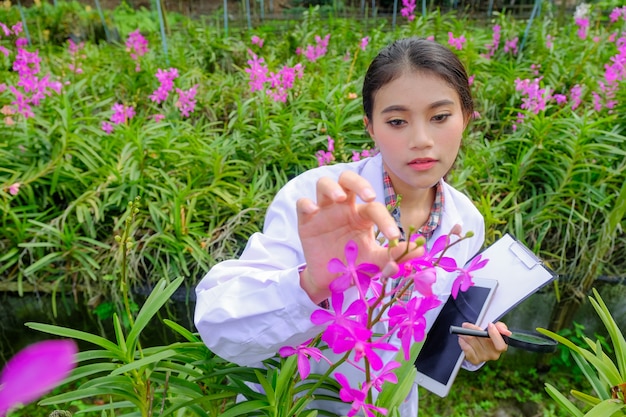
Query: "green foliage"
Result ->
[[27, 277, 242, 417], [539, 289, 626, 416]]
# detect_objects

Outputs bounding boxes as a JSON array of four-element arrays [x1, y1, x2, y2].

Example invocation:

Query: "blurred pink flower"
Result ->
[[0, 340, 77, 416], [125, 29, 149, 71], [303, 34, 330, 62], [7, 182, 20, 195], [447, 32, 466, 50], [504, 37, 519, 55], [175, 85, 198, 117], [251, 35, 264, 47], [360, 36, 369, 51], [575, 18, 589, 40], [401, 0, 416, 21], [150, 68, 179, 103], [101, 121, 113, 134]]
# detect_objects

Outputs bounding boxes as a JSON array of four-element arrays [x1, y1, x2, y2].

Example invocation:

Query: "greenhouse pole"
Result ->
[[155, 0, 170, 65], [245, 0, 252, 30], [392, 0, 397, 30], [422, 0, 426, 17], [16, 0, 32, 46], [224, 0, 229, 37], [260, 0, 264, 20], [94, 0, 112, 42], [519, 0, 542, 54]]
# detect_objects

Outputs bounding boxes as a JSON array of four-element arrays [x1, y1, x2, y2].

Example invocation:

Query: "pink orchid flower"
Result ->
[[0, 340, 77, 416]]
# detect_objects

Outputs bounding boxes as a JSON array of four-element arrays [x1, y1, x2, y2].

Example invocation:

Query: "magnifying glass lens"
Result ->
[[509, 332, 554, 345]]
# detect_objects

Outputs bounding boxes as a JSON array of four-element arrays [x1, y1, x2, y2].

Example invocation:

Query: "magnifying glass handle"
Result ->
[[449, 325, 489, 338]]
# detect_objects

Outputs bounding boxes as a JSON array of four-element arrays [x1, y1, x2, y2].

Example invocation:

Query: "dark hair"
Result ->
[[362, 37, 474, 123]]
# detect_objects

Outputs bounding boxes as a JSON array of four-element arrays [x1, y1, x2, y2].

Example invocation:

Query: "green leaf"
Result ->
[[217, 400, 272, 417], [254, 368, 277, 407], [589, 288, 626, 380], [163, 319, 201, 343], [25, 322, 124, 357], [125, 277, 184, 353], [111, 349, 178, 375], [583, 399, 626, 417], [571, 351, 610, 401], [544, 383, 584, 417]]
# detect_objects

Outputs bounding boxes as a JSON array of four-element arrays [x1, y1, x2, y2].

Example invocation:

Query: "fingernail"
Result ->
[[362, 188, 375, 200]]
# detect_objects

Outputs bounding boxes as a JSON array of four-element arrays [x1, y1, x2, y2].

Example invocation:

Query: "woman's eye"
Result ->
[[432, 113, 451, 122], [387, 119, 405, 126]]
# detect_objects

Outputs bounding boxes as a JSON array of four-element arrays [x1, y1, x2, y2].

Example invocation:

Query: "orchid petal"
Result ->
[[344, 240, 359, 264], [0, 340, 77, 415]]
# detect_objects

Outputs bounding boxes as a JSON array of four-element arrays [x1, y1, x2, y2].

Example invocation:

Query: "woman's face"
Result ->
[[365, 70, 467, 197]]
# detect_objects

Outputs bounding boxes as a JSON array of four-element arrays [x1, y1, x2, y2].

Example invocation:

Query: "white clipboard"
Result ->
[[472, 233, 557, 328], [416, 233, 557, 397]]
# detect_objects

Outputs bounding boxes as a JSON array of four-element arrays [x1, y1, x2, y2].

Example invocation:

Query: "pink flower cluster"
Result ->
[[512, 77, 589, 129], [245, 50, 304, 103], [401, 0, 416, 21], [0, 22, 62, 121], [315, 136, 335, 166], [0, 21, 21, 57], [575, 18, 589, 40], [481, 25, 518, 58], [504, 37, 519, 55], [251, 35, 264, 48], [67, 39, 86, 74], [610, 6, 626, 22], [101, 103, 135, 134], [299, 34, 331, 62], [175, 85, 198, 117], [125, 29, 149, 72], [447, 32, 467, 50], [147, 68, 198, 118], [150, 68, 179, 103], [279, 233, 485, 415], [482, 25, 501, 59], [315, 136, 377, 166], [592, 33, 626, 112]]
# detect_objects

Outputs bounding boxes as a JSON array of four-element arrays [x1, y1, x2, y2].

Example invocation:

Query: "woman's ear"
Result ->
[[364, 116, 374, 139]]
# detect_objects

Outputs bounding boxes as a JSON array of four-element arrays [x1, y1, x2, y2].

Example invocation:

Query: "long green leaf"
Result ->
[[111, 349, 178, 375], [218, 400, 272, 417], [571, 351, 610, 401], [589, 289, 626, 379], [25, 322, 124, 356], [544, 383, 584, 417], [125, 277, 184, 353], [583, 399, 626, 417]]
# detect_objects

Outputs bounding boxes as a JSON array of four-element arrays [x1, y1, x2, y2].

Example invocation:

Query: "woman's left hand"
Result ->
[[458, 322, 511, 365]]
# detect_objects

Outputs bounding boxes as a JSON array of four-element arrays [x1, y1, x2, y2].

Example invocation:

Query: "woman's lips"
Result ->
[[408, 158, 437, 171]]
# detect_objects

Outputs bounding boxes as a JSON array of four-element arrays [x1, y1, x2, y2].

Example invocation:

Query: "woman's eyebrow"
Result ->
[[380, 104, 408, 114], [380, 99, 456, 114]]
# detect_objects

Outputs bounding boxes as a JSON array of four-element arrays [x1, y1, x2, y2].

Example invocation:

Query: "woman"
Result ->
[[194, 37, 509, 415]]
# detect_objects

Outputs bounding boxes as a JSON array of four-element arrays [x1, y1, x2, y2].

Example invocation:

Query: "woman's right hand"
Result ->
[[296, 170, 423, 304]]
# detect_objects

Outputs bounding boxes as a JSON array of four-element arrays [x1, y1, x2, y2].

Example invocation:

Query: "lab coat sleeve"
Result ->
[[193, 174, 328, 366]]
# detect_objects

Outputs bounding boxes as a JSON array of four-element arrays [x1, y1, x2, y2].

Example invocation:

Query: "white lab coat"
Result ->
[[194, 153, 485, 416]]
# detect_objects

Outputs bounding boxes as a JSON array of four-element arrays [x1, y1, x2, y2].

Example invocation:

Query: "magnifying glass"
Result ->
[[449, 325, 558, 353]]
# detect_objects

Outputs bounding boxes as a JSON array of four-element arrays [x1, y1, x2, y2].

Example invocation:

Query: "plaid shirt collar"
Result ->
[[383, 170, 444, 240]]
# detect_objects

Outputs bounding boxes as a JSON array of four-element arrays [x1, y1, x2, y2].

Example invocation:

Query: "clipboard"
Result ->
[[415, 233, 557, 397]]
